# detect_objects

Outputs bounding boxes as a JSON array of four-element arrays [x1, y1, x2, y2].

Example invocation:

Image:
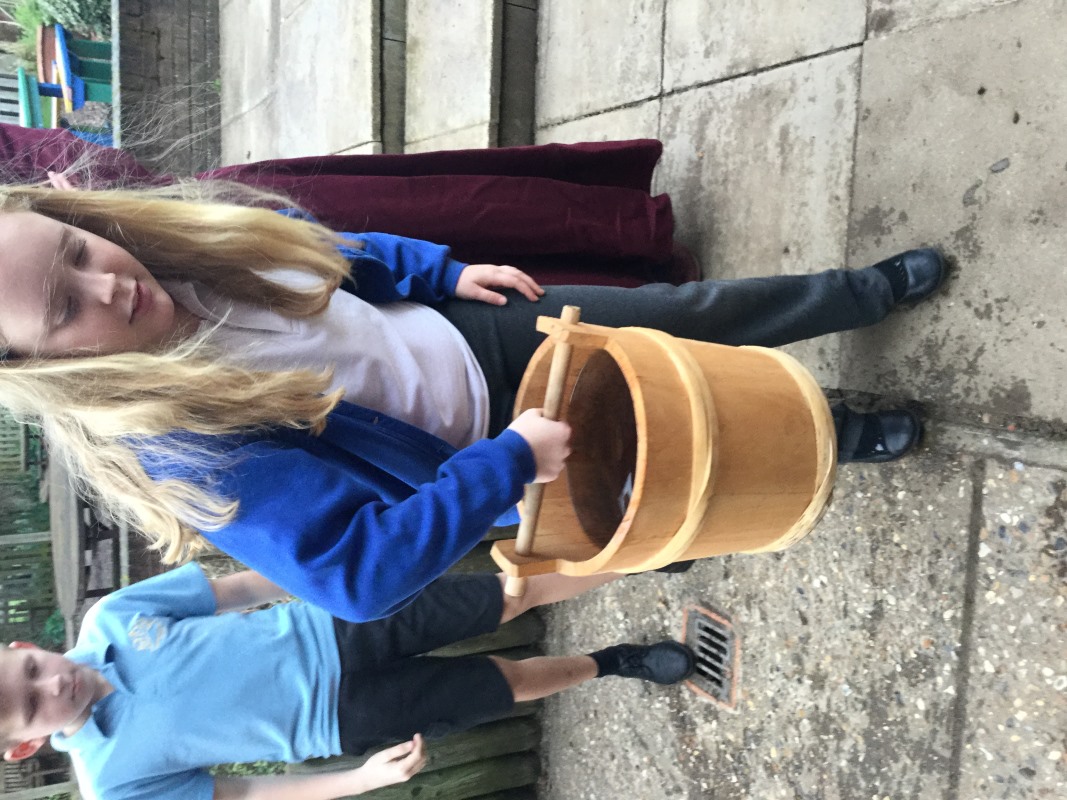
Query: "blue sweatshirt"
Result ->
[[144, 231, 533, 622]]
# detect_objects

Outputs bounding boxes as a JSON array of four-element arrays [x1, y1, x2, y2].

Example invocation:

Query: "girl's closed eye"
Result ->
[[60, 295, 79, 326], [52, 237, 85, 328]]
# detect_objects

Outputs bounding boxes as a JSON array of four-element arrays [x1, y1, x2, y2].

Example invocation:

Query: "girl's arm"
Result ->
[[339, 232, 543, 305], [339, 231, 468, 302], [210, 571, 290, 614], [213, 736, 424, 800], [275, 208, 543, 304], [209, 426, 538, 623]]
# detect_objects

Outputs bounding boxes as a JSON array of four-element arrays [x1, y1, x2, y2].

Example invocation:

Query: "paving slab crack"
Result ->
[[537, 41, 866, 131], [946, 458, 986, 800], [329, 139, 380, 155], [657, 0, 668, 100], [844, 38, 866, 270]]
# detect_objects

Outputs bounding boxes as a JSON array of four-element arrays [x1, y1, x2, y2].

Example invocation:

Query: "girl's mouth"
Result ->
[[131, 281, 154, 322]]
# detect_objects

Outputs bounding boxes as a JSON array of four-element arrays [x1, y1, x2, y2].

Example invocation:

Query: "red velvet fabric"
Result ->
[[0, 125, 691, 286]]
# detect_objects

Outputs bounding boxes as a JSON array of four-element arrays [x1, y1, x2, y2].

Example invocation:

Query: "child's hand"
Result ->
[[356, 734, 426, 792], [46, 170, 77, 190], [508, 408, 572, 482], [456, 263, 545, 305]]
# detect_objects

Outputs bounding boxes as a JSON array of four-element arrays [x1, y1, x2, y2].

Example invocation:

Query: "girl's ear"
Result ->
[[5, 738, 44, 762]]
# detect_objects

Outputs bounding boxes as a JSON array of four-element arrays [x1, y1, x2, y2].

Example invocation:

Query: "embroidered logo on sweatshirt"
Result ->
[[128, 616, 169, 651]]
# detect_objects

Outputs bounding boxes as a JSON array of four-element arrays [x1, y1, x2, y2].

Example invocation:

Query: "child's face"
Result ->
[[0, 643, 100, 751], [0, 211, 185, 356]]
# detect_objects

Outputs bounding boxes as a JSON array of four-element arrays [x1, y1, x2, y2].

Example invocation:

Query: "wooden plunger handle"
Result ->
[[505, 305, 582, 597]]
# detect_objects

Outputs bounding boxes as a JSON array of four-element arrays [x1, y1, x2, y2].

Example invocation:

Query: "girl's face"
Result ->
[[0, 211, 187, 356]]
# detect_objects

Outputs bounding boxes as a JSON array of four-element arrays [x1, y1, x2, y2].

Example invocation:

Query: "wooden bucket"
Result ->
[[490, 315, 836, 577]]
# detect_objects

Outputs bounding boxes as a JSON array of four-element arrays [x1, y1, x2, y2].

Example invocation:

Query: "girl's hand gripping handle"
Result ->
[[505, 305, 581, 597]]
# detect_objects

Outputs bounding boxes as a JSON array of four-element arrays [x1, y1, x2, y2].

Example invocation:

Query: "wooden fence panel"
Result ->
[[0, 540, 58, 644], [433, 613, 544, 658], [294, 716, 540, 776], [349, 753, 540, 800]]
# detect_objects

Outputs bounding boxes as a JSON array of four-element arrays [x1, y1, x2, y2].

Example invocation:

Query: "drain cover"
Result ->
[[681, 605, 739, 709]]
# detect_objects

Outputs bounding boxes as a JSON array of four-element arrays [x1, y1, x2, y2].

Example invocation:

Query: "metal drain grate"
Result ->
[[681, 605, 740, 709]]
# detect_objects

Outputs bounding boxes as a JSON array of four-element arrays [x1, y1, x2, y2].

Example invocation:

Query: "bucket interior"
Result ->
[[565, 350, 638, 548]]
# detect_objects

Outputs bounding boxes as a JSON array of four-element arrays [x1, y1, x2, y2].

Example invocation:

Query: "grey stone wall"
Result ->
[[117, 0, 220, 175]]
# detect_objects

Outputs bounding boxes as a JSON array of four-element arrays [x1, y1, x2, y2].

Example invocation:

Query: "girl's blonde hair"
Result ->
[[0, 181, 353, 561]]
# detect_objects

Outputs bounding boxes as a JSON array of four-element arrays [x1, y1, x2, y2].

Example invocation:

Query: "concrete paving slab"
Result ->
[[536, 0, 664, 126], [535, 100, 661, 146], [663, 0, 865, 92], [842, 0, 1067, 425], [220, 97, 278, 166], [959, 463, 1067, 799], [219, 0, 278, 123], [403, 127, 496, 153], [540, 454, 976, 799], [868, 0, 1022, 36], [221, 0, 380, 161], [658, 50, 860, 282], [220, 0, 380, 161], [274, 0, 379, 157], [657, 50, 860, 385], [405, 0, 500, 150]]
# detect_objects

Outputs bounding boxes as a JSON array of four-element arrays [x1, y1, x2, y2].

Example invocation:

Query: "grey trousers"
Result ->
[[438, 267, 894, 435]]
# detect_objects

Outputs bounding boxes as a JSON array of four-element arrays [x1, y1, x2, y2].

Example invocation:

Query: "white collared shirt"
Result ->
[[165, 273, 490, 448]]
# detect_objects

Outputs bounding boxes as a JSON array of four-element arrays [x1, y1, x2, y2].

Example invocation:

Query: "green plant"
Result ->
[[41, 608, 66, 648], [0, 472, 49, 533], [12, 0, 46, 28], [10, 0, 47, 62], [38, 0, 110, 36]]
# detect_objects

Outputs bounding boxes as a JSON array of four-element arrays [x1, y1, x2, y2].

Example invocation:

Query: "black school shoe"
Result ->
[[835, 406, 923, 464], [592, 641, 696, 684], [869, 247, 946, 307]]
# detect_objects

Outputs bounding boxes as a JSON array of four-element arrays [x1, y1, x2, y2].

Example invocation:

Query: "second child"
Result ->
[[0, 565, 693, 800]]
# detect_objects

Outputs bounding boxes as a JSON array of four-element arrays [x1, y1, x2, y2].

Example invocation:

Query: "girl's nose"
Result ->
[[88, 271, 119, 305]]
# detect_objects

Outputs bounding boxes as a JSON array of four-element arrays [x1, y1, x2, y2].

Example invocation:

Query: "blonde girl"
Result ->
[[0, 180, 943, 620]]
